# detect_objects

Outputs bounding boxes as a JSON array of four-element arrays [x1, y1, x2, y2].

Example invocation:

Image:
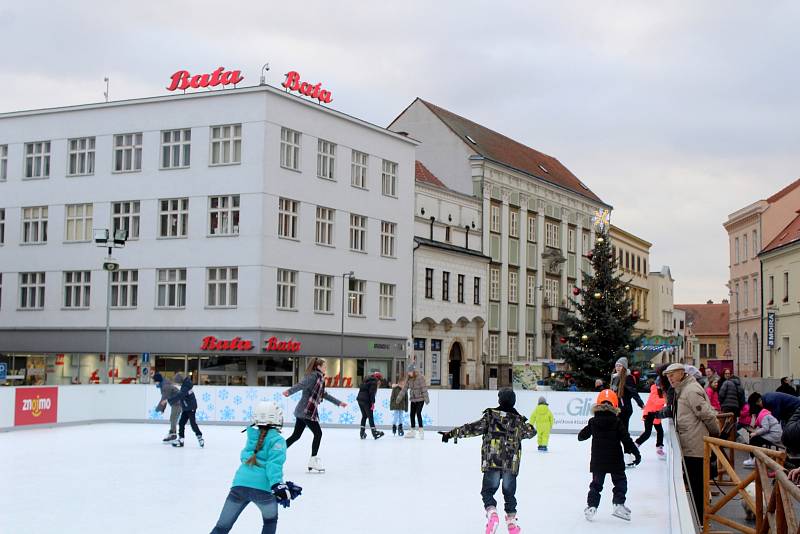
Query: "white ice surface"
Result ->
[[1, 424, 670, 533]]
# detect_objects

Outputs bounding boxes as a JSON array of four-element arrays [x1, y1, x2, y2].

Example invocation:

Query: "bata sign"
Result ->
[[167, 67, 244, 92], [201, 336, 254, 352], [282, 71, 333, 104], [264, 336, 302, 353], [15, 387, 58, 426]]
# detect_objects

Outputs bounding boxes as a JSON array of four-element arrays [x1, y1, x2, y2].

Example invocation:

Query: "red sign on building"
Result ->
[[264, 336, 302, 353], [167, 67, 244, 92], [282, 71, 333, 104], [200, 336, 254, 352], [15, 387, 58, 426]]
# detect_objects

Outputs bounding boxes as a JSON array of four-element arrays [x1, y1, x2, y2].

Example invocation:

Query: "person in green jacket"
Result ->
[[210, 401, 302, 534], [530, 396, 554, 452]]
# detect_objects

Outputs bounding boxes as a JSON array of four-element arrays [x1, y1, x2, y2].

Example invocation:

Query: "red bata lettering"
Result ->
[[264, 336, 302, 352], [200, 336, 254, 351], [167, 67, 244, 92], [281, 71, 333, 104]]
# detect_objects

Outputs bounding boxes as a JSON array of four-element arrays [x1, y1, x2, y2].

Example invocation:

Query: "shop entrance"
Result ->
[[448, 342, 462, 390]]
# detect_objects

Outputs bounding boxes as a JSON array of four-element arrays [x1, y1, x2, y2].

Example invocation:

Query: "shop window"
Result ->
[[113, 133, 142, 172], [211, 124, 242, 166], [161, 129, 191, 169]]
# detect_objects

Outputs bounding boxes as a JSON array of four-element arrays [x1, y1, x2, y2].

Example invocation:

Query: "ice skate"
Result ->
[[197, 435, 204, 448], [162, 433, 177, 444], [743, 458, 755, 468], [612, 504, 631, 521], [371, 429, 384, 440], [542, 445, 548, 452], [417, 428, 425, 440], [485, 508, 499, 534], [360, 427, 367, 440], [392, 424, 397, 435], [398, 424, 404, 437], [584, 507, 597, 521], [307, 456, 325, 473], [505, 513, 521, 534], [171, 437, 184, 448], [656, 446, 665, 459], [625, 453, 637, 468], [404, 428, 416, 439]]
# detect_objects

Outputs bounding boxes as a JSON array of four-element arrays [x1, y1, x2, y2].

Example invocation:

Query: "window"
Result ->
[[0, 144, 6, 180], [474, 277, 481, 305], [568, 228, 576, 252], [637, 256, 641, 274], [700, 344, 708, 359], [545, 222, 559, 248], [743, 280, 749, 308], [381, 221, 396, 257], [753, 277, 758, 308], [709, 344, 717, 359], [527, 216, 536, 242], [442, 271, 450, 301], [489, 335, 499, 360], [19, 272, 45, 309], [379, 283, 395, 319], [0, 208, 5, 244], [161, 129, 191, 169], [625, 251, 630, 270], [457, 274, 465, 303], [753, 231, 758, 258], [527, 274, 536, 305], [769, 275, 774, 304], [207, 267, 238, 308], [445, 226, 451, 243], [278, 198, 299, 239], [24, 141, 50, 178], [348, 278, 365, 316], [349, 214, 367, 252], [113, 133, 143, 172], [313, 274, 333, 313], [280, 127, 300, 170], [64, 203, 93, 242], [582, 233, 590, 254], [508, 271, 518, 303], [63, 271, 91, 309], [544, 278, 559, 306], [508, 335, 517, 359], [381, 159, 398, 197], [22, 206, 48, 244], [425, 268, 434, 299], [159, 198, 189, 238], [351, 150, 368, 188], [112, 201, 140, 240], [509, 211, 518, 238], [490, 268, 500, 301], [276, 269, 297, 310], [526, 337, 535, 359], [111, 270, 138, 308], [67, 137, 95, 176], [784, 272, 790, 302], [208, 195, 240, 236], [211, 124, 242, 165], [742, 234, 748, 262], [490, 206, 501, 233], [315, 207, 335, 246], [156, 268, 187, 308], [317, 139, 336, 180], [735, 237, 740, 264]]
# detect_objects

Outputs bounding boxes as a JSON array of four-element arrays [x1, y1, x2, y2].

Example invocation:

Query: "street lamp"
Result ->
[[341, 271, 355, 365], [94, 228, 127, 384]]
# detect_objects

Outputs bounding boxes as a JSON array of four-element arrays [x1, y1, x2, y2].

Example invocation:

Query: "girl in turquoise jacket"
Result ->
[[210, 402, 301, 534], [530, 396, 554, 452]]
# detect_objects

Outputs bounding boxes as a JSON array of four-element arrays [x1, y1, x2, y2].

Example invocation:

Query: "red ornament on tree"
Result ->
[[572, 287, 581, 296], [586, 251, 594, 260], [559, 337, 567, 344]]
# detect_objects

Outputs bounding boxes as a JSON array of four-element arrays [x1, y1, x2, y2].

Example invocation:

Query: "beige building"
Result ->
[[760, 211, 800, 378], [609, 225, 651, 335], [675, 303, 730, 371], [724, 178, 800, 377]]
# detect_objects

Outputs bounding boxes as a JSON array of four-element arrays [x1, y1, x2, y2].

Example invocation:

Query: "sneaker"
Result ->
[[171, 438, 184, 448], [197, 436, 204, 448], [505, 514, 521, 534], [485, 509, 499, 534], [584, 507, 597, 521], [743, 458, 755, 469], [404, 429, 416, 439], [612, 504, 631, 521], [656, 446, 665, 459]]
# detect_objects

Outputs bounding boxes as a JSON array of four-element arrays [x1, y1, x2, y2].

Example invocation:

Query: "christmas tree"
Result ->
[[558, 217, 641, 388]]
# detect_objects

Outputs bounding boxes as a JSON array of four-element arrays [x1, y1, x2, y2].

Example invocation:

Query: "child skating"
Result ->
[[390, 379, 408, 436], [578, 389, 641, 522], [530, 396, 554, 452], [439, 387, 536, 534], [171, 372, 204, 448], [356, 371, 384, 440]]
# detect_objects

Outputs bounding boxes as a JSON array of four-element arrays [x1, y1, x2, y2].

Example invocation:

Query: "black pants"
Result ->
[[285, 418, 323, 456], [684, 456, 705, 522], [749, 434, 777, 457], [635, 413, 664, 447], [410, 401, 424, 428], [619, 407, 633, 433], [481, 470, 517, 514], [587, 471, 627, 507], [358, 401, 375, 429], [178, 409, 202, 438]]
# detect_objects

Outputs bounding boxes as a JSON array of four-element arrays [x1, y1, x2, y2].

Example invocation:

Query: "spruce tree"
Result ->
[[558, 227, 641, 388]]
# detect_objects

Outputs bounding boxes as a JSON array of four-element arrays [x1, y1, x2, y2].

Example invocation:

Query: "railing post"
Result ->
[[703, 440, 710, 533], [755, 463, 763, 534]]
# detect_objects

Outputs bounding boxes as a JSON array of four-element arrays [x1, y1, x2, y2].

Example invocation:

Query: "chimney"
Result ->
[[722, 299, 729, 304], [706, 300, 714, 304]]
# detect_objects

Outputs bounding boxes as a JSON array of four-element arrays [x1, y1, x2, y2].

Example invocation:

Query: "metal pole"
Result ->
[[105, 253, 112, 384], [340, 274, 346, 361], [736, 291, 740, 375]]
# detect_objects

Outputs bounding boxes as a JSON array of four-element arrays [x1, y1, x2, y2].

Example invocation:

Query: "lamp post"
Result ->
[[94, 228, 127, 384], [341, 271, 355, 365]]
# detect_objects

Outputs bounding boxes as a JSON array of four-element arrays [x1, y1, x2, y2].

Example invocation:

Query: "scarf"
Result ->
[[304, 370, 325, 421]]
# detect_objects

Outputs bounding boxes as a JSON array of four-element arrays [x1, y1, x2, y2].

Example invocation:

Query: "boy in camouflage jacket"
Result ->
[[440, 388, 535, 534]]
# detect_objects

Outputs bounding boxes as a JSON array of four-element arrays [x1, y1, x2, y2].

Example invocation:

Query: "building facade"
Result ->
[[0, 84, 416, 386], [609, 225, 652, 335], [674, 303, 731, 373]]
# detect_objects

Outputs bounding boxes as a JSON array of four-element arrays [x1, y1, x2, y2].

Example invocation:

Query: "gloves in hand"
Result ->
[[286, 481, 302, 500], [634, 454, 642, 466], [439, 431, 457, 443], [370, 404, 375, 412], [271, 483, 291, 508]]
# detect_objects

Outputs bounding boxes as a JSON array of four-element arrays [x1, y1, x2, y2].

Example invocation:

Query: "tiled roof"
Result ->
[[417, 99, 605, 205], [761, 210, 800, 254], [767, 178, 800, 204], [415, 160, 447, 189], [674, 304, 729, 336]]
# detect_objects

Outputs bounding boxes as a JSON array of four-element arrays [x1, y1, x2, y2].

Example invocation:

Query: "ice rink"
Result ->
[[1, 423, 671, 533]]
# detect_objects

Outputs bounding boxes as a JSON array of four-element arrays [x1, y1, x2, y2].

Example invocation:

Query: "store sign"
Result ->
[[167, 67, 244, 92], [430, 339, 442, 386], [282, 71, 333, 104], [200, 336, 255, 352], [413, 338, 426, 376], [767, 312, 776, 347], [264, 336, 302, 353], [15, 387, 58, 426]]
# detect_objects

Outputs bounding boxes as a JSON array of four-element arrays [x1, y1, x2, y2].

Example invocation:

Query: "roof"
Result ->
[[414, 236, 491, 261], [761, 210, 800, 255], [767, 178, 800, 204], [415, 160, 447, 189], [674, 304, 729, 336], [412, 99, 606, 205]]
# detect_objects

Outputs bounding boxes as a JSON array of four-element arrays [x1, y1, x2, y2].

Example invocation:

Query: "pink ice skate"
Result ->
[[485, 508, 500, 534], [656, 446, 666, 459], [505, 514, 521, 534]]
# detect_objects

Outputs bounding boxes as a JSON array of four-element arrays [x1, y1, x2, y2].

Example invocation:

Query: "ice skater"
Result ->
[[635, 379, 665, 459], [210, 401, 302, 534], [283, 358, 347, 473], [397, 363, 429, 439], [579, 389, 641, 522], [439, 387, 536, 534], [172, 372, 204, 448], [153, 372, 182, 444], [530, 396, 553, 452], [610, 357, 644, 433], [356, 371, 384, 440], [390, 378, 408, 436]]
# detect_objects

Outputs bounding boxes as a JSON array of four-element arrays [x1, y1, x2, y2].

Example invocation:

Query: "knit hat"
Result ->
[[407, 363, 417, 373], [153, 372, 163, 384], [615, 357, 629, 371], [498, 387, 516, 409], [538, 396, 548, 405], [372, 371, 383, 380]]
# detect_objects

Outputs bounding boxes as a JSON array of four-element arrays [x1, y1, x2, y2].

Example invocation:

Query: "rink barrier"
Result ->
[[664, 419, 700, 533]]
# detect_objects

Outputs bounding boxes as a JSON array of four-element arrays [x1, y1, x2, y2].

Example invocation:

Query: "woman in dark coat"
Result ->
[[610, 357, 644, 433], [356, 372, 384, 440]]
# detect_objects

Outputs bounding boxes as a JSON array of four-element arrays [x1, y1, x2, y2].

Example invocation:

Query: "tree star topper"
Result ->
[[592, 209, 610, 231]]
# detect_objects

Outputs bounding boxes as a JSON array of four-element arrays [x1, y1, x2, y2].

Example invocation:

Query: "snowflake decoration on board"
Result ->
[[373, 411, 385, 425], [206, 403, 215, 413], [402, 413, 411, 426], [196, 411, 209, 422], [319, 409, 333, 424], [147, 408, 165, 420], [381, 399, 390, 410], [246, 389, 258, 401], [290, 392, 301, 402], [233, 395, 243, 406], [347, 393, 357, 403], [272, 392, 284, 402], [338, 412, 355, 425], [218, 389, 230, 401], [220, 406, 236, 421], [202, 392, 212, 403], [242, 406, 254, 422], [423, 414, 434, 427]]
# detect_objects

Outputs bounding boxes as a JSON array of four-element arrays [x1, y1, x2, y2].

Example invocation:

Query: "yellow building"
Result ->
[[609, 225, 652, 335]]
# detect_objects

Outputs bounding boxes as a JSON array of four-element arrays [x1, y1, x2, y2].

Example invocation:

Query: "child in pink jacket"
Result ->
[[705, 377, 721, 412]]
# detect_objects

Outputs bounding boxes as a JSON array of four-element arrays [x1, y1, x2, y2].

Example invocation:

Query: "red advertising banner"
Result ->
[[15, 387, 58, 426]]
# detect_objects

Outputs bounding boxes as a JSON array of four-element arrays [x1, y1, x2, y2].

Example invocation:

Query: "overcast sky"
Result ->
[[2, 1, 798, 304]]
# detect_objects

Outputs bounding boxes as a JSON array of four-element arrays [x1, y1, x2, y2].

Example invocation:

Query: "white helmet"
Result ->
[[253, 401, 283, 427]]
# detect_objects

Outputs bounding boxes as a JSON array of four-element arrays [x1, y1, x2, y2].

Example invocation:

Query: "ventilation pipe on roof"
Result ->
[[430, 216, 436, 241]]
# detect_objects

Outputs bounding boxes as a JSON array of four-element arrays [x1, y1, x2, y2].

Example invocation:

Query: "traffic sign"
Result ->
[[142, 352, 150, 363], [0, 362, 6, 380]]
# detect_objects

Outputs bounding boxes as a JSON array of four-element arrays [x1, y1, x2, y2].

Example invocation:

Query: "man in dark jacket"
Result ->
[[782, 406, 800, 454], [154, 373, 182, 443], [356, 372, 384, 440], [718, 369, 745, 417], [761, 392, 800, 425], [172, 372, 204, 448], [777, 377, 798, 396]]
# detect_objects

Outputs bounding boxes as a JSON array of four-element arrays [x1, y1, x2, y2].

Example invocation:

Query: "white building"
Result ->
[[645, 266, 677, 365], [390, 99, 609, 386], [0, 83, 416, 386], [412, 161, 489, 389]]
